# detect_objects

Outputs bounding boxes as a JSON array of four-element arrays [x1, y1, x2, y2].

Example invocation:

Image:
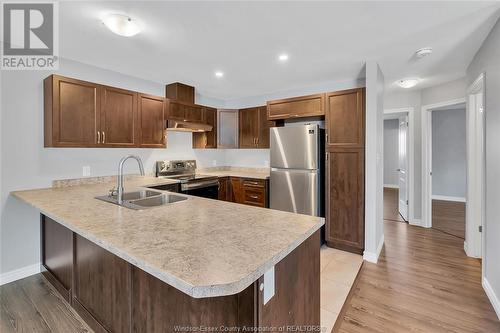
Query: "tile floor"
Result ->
[[320, 245, 363, 333]]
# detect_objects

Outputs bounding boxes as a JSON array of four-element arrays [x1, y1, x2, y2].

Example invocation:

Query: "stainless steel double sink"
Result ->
[[96, 189, 187, 210]]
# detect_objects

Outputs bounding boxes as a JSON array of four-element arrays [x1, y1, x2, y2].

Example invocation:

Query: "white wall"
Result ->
[[364, 61, 385, 263], [432, 108, 467, 199], [383, 119, 399, 186], [467, 16, 500, 318]]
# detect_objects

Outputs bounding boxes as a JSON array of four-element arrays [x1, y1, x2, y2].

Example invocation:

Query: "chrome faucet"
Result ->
[[116, 155, 145, 205]]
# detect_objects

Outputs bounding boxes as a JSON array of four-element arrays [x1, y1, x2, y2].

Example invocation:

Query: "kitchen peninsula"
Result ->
[[12, 175, 323, 332]]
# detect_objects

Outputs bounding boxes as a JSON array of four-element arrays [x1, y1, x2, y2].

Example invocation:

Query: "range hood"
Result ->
[[166, 119, 212, 133]]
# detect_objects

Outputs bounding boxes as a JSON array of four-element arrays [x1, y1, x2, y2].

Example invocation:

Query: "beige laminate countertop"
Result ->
[[12, 176, 323, 298]]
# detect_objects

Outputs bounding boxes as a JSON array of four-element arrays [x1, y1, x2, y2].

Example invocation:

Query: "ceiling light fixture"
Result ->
[[102, 14, 141, 37], [415, 47, 433, 58], [214, 71, 224, 78], [397, 78, 420, 89], [278, 54, 289, 62]]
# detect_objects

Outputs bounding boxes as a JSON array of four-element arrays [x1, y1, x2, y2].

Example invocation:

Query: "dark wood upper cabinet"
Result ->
[[165, 82, 195, 104], [100, 86, 137, 147], [326, 88, 365, 148], [184, 104, 203, 122], [138, 94, 166, 148], [167, 101, 203, 122], [239, 107, 259, 148], [44, 75, 100, 147], [239, 106, 274, 149], [267, 93, 325, 120], [193, 106, 218, 149], [45, 75, 167, 149]]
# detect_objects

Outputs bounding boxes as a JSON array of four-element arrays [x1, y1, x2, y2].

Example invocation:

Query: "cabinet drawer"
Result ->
[[244, 188, 266, 207], [242, 179, 265, 188]]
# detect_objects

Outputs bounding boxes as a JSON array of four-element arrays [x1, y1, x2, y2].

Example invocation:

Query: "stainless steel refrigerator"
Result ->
[[270, 124, 324, 217]]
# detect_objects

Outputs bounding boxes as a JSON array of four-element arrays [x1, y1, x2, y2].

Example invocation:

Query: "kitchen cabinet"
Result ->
[[193, 107, 217, 149], [165, 82, 195, 103], [218, 110, 239, 148], [325, 89, 365, 148], [41, 216, 73, 302], [167, 101, 203, 122], [100, 85, 138, 147], [239, 106, 274, 149], [218, 177, 230, 201], [73, 234, 131, 333], [44, 75, 100, 147], [44, 75, 166, 149], [325, 88, 365, 254], [229, 177, 268, 208], [138, 94, 166, 148], [267, 93, 325, 120]]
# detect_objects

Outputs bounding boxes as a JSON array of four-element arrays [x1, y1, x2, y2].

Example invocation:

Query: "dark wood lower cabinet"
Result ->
[[41, 216, 73, 302], [325, 148, 365, 254], [229, 177, 268, 208], [41, 214, 319, 333]]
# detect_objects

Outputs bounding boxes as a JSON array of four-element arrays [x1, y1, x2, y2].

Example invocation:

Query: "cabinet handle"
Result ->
[[249, 195, 259, 199], [102, 131, 105, 144], [97, 131, 101, 144], [205, 136, 208, 147]]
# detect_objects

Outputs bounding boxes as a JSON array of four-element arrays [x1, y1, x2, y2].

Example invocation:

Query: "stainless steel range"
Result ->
[[155, 160, 219, 199]]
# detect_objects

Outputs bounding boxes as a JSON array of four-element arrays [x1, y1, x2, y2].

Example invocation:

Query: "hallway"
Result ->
[[335, 218, 499, 332]]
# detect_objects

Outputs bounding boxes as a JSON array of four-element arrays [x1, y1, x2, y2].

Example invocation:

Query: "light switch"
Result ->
[[263, 266, 275, 305]]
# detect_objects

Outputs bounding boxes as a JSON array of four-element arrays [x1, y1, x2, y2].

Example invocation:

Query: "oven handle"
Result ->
[[181, 180, 219, 191]]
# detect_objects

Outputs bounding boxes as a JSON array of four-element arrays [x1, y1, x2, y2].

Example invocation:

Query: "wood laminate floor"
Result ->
[[432, 199, 466, 239], [383, 188, 406, 223], [0, 274, 93, 333], [334, 220, 500, 333]]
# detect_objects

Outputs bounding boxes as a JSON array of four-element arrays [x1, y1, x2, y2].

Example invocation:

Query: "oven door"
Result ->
[[181, 180, 219, 199]]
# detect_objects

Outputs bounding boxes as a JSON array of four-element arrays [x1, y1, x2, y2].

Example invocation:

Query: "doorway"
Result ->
[[383, 108, 414, 224], [422, 93, 484, 258]]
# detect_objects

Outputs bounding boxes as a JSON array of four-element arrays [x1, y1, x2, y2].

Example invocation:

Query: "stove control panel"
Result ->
[[156, 160, 197, 176]]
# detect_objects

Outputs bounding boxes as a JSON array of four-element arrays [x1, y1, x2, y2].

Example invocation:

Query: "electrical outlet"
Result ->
[[82, 166, 91, 177], [264, 160, 270, 167], [212, 160, 217, 166]]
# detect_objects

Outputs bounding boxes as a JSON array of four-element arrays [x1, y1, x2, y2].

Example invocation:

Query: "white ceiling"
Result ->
[[59, 1, 500, 100]]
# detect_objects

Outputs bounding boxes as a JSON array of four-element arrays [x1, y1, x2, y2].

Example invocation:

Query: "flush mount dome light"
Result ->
[[415, 47, 433, 58], [278, 53, 289, 62], [397, 78, 419, 89], [102, 14, 141, 37]]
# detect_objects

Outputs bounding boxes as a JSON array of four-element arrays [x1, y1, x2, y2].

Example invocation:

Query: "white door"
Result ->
[[398, 115, 409, 221]]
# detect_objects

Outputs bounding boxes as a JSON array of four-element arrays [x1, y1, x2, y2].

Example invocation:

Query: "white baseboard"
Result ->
[[384, 184, 399, 189], [483, 277, 500, 320], [409, 218, 424, 227], [363, 234, 385, 264], [432, 195, 466, 202], [0, 263, 40, 286]]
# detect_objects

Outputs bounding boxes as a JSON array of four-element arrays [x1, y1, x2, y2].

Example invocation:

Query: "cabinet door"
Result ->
[[230, 177, 245, 203], [41, 216, 73, 301], [100, 86, 137, 147], [239, 107, 259, 148], [167, 101, 185, 120], [218, 177, 228, 201], [257, 107, 274, 148], [45, 75, 99, 147], [184, 104, 203, 122], [326, 88, 365, 148], [204, 107, 218, 148], [267, 94, 325, 120], [326, 149, 365, 253], [138, 94, 166, 148], [73, 235, 131, 333]]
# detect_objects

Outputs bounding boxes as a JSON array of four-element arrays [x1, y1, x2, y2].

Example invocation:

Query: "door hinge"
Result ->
[[326, 154, 329, 161], [479, 226, 482, 233], [406, 200, 409, 205]]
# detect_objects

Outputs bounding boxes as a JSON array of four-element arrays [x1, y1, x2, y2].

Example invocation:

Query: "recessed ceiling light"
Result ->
[[415, 47, 433, 58], [214, 71, 224, 78], [102, 14, 141, 37], [397, 78, 420, 89], [278, 54, 289, 62]]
